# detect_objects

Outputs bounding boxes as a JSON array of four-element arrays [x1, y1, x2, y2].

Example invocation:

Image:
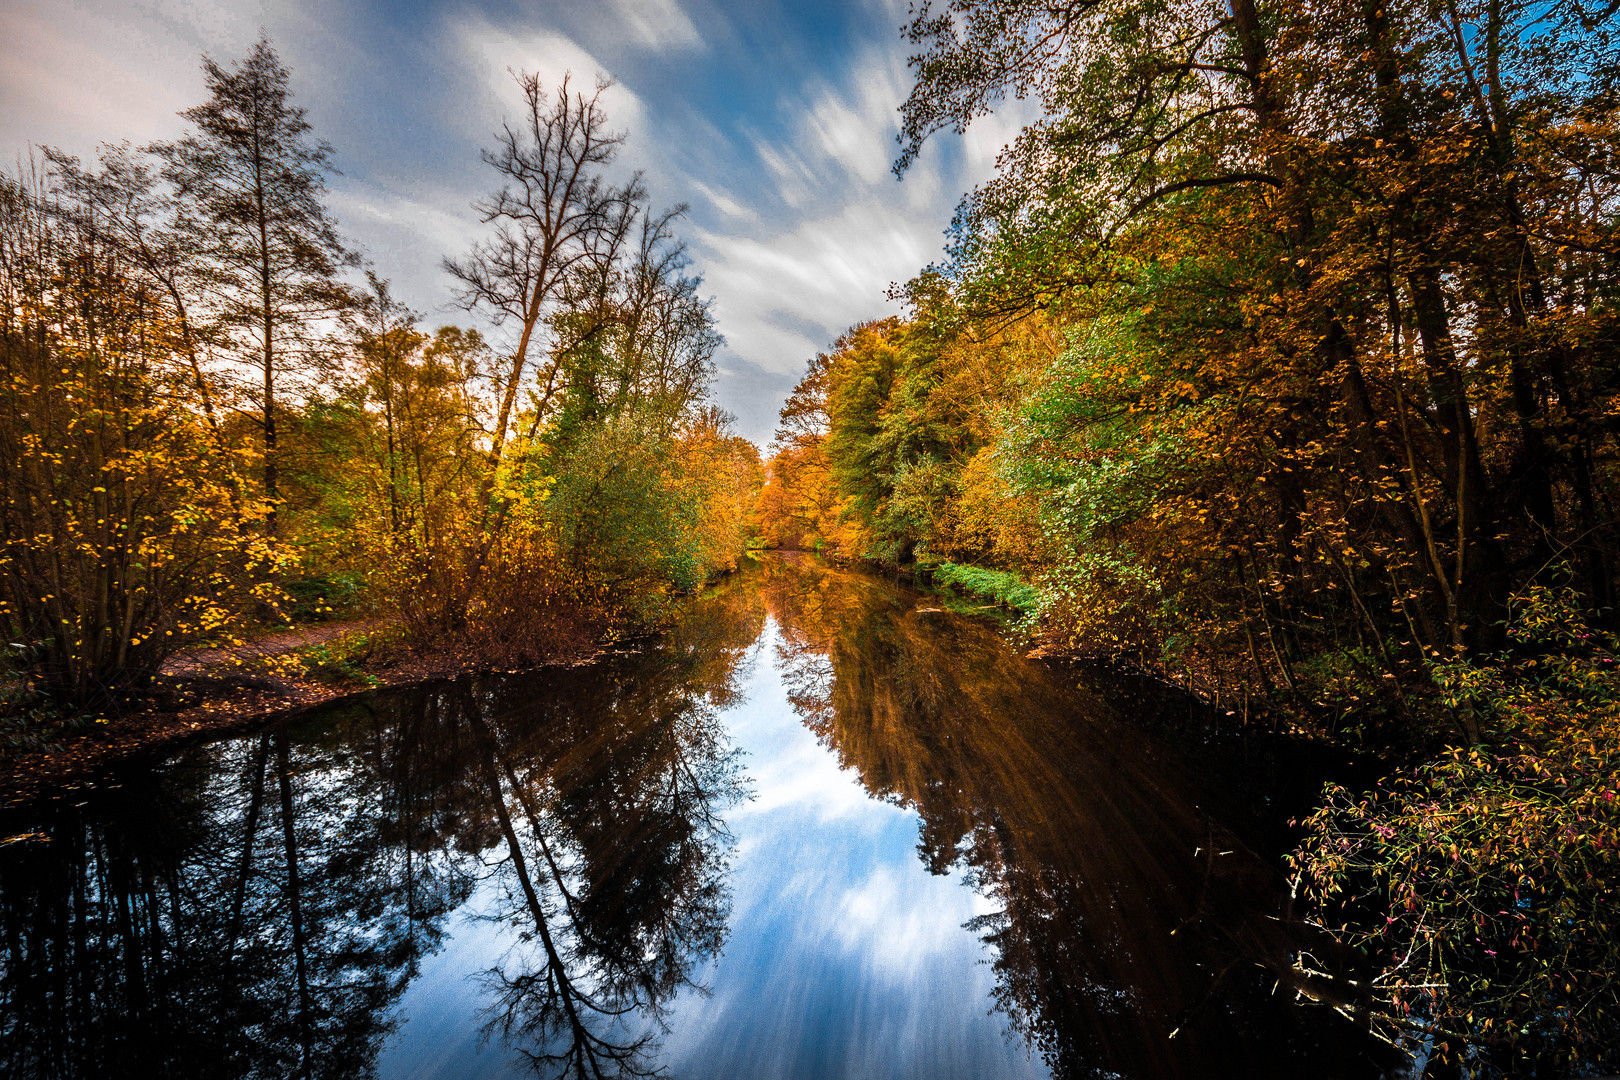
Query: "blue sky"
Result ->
[[0, 0, 1018, 442]]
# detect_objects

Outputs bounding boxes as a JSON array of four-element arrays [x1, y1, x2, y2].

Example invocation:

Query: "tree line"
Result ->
[[0, 40, 763, 708], [758, 0, 1619, 1071]]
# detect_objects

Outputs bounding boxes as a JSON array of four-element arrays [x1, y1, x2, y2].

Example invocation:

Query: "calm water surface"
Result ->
[[0, 555, 1389, 1078]]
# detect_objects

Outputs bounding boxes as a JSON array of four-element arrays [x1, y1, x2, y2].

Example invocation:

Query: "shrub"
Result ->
[[1292, 585, 1620, 1075]]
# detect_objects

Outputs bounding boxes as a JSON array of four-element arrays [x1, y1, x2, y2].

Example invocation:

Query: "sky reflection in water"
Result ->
[[375, 615, 1039, 1080], [652, 619, 1039, 1080]]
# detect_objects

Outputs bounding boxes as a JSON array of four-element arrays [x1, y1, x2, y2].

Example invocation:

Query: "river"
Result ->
[[0, 554, 1393, 1078]]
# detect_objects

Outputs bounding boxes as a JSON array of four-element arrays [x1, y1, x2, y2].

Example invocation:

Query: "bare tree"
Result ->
[[612, 207, 720, 422], [545, 205, 720, 439], [445, 71, 644, 500]]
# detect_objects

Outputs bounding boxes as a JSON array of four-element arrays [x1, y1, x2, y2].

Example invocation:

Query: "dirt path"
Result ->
[[160, 617, 382, 676]]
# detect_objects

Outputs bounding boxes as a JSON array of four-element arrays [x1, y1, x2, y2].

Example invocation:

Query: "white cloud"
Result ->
[[830, 864, 977, 977], [804, 57, 909, 186], [126, 0, 263, 45], [734, 721, 887, 822], [692, 201, 938, 374], [450, 16, 646, 139], [603, 0, 704, 51], [680, 38, 999, 386], [688, 178, 759, 223], [323, 184, 482, 316], [805, 91, 889, 185], [328, 187, 474, 260]]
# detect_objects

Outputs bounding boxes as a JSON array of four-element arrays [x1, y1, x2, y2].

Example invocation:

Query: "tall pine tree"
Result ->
[[157, 37, 354, 540]]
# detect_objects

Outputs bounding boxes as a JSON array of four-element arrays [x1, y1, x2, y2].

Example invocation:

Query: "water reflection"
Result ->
[[0, 580, 762, 1079], [756, 554, 1384, 1079], [0, 557, 1385, 1079]]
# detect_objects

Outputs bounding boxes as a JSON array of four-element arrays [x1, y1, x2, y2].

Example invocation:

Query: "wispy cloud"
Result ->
[[693, 202, 938, 374], [603, 0, 704, 51], [687, 179, 759, 223], [801, 54, 910, 186], [449, 16, 647, 137]]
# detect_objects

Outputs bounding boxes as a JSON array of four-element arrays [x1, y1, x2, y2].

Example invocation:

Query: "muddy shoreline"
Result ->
[[0, 635, 613, 806]]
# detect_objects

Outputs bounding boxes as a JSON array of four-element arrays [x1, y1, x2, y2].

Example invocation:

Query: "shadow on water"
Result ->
[[0, 554, 1394, 1079]]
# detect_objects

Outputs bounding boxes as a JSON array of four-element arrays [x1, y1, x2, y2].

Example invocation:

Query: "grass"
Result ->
[[930, 562, 1042, 614], [294, 629, 394, 689]]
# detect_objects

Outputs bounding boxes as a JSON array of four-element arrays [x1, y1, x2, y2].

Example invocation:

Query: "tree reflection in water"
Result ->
[[758, 553, 1384, 1080], [0, 581, 761, 1080]]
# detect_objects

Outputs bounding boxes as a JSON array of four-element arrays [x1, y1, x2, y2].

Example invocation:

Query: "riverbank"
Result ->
[[0, 561, 770, 805], [0, 621, 609, 805]]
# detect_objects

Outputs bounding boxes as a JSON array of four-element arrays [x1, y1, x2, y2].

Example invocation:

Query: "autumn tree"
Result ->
[[0, 164, 273, 704], [849, 0, 1620, 1065], [155, 37, 355, 541], [45, 147, 237, 473], [759, 349, 841, 551], [546, 206, 721, 449], [438, 67, 749, 625]]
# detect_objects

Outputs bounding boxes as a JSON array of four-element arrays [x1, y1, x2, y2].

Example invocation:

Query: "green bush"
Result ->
[[297, 632, 383, 689], [279, 572, 366, 623]]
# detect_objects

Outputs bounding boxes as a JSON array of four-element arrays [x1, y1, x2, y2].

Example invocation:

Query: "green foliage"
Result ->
[[547, 418, 703, 599], [932, 562, 1041, 613], [297, 631, 386, 689], [278, 572, 365, 623]]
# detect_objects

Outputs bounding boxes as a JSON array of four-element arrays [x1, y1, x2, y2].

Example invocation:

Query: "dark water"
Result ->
[[0, 555, 1392, 1079]]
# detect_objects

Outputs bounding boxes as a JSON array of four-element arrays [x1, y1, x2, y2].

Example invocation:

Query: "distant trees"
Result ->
[[758, 344, 838, 552], [758, 312, 1048, 563]]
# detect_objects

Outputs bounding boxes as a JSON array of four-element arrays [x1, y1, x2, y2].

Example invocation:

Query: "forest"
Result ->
[[3, 0, 1619, 1073]]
